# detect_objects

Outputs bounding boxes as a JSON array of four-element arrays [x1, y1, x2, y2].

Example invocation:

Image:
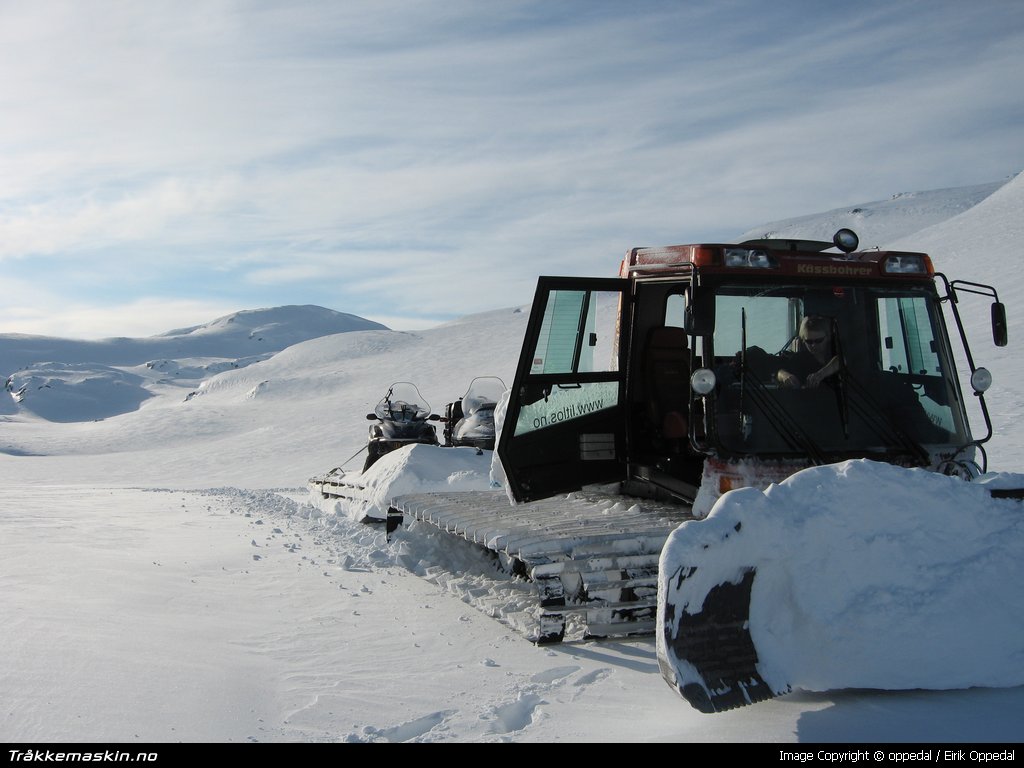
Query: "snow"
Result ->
[[738, 179, 1011, 250], [2, 175, 1024, 743], [316, 443, 496, 523], [659, 460, 1024, 698]]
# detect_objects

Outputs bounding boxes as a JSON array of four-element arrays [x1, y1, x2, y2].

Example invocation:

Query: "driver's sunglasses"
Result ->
[[802, 336, 827, 346]]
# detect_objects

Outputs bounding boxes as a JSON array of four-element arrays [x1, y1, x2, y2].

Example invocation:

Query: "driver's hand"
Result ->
[[777, 370, 800, 389], [806, 371, 824, 388]]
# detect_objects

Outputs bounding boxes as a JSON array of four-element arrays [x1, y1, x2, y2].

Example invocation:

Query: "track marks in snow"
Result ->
[[573, 667, 612, 687], [475, 662, 612, 739], [339, 662, 616, 741], [523, 662, 613, 706], [530, 665, 579, 685], [344, 710, 457, 743], [486, 693, 546, 735], [188, 486, 624, 741]]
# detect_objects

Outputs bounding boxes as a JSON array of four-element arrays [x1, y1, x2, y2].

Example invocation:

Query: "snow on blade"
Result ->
[[658, 459, 1024, 702]]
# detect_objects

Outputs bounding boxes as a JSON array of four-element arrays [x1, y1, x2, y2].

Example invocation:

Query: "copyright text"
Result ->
[[779, 751, 1015, 764]]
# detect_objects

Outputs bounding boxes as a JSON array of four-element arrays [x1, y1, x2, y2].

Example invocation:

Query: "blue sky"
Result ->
[[1, 0, 1022, 338]]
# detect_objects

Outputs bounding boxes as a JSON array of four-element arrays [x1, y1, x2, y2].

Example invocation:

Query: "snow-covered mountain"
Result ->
[[739, 177, 1013, 247], [154, 304, 388, 347], [1, 304, 386, 370], [0, 304, 388, 422]]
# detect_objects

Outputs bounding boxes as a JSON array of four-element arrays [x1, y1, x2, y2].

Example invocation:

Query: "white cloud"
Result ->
[[0, 176, 245, 259], [1, 292, 240, 340], [0, 1, 1021, 337]]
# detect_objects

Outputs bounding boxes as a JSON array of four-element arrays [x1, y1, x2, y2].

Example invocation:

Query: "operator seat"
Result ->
[[644, 326, 689, 443]]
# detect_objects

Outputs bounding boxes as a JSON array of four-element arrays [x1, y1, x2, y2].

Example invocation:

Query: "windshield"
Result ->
[[706, 283, 970, 459], [374, 382, 431, 422], [462, 376, 506, 416]]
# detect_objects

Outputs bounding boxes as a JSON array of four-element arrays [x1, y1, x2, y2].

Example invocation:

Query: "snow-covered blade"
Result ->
[[657, 459, 1024, 713]]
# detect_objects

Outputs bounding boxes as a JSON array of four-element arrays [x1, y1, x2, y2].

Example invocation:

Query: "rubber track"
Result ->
[[390, 489, 696, 643], [663, 568, 787, 713]]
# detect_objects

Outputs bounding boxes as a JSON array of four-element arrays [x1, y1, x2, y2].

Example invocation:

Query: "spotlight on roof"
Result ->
[[833, 228, 859, 254]]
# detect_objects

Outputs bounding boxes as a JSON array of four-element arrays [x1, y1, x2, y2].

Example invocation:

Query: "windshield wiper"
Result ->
[[739, 368, 828, 464], [737, 308, 827, 464], [841, 372, 931, 466], [830, 319, 850, 439]]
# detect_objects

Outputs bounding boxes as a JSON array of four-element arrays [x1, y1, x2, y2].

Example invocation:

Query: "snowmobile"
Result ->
[[440, 376, 506, 451], [363, 381, 440, 472], [385, 230, 1020, 708], [307, 382, 441, 525]]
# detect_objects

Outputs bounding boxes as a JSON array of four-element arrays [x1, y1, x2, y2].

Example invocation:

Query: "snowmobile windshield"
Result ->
[[375, 382, 431, 422], [461, 377, 506, 416], [705, 283, 971, 462]]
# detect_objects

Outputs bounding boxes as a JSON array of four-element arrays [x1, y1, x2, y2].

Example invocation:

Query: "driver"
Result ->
[[776, 316, 840, 389]]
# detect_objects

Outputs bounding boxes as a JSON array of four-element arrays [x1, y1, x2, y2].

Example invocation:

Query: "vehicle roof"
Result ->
[[620, 240, 933, 280]]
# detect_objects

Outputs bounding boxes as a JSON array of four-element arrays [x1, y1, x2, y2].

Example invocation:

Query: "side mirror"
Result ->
[[992, 302, 1008, 347], [366, 413, 377, 420]]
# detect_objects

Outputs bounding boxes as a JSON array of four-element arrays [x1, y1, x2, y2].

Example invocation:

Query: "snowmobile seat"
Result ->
[[644, 326, 690, 442], [443, 399, 464, 446]]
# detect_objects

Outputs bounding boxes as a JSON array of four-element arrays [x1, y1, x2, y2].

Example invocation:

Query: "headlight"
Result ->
[[833, 228, 859, 253], [971, 367, 992, 394], [724, 248, 775, 268], [883, 254, 929, 274], [691, 368, 717, 395]]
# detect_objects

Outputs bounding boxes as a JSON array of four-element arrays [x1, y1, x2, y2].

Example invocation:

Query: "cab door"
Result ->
[[497, 277, 630, 502]]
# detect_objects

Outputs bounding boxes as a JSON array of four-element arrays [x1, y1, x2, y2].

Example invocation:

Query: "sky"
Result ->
[[1, 0, 1023, 339], [3, 172, 1024, 741]]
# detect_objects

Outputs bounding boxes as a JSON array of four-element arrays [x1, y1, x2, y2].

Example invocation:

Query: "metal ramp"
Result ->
[[388, 489, 696, 643]]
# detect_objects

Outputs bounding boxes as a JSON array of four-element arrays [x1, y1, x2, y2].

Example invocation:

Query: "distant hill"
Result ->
[[0, 305, 388, 422], [0, 305, 387, 374], [740, 177, 1014, 248], [157, 304, 386, 343]]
